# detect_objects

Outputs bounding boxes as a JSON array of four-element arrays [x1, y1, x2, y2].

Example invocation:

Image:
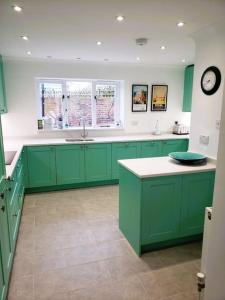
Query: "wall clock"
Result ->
[[201, 66, 221, 95]]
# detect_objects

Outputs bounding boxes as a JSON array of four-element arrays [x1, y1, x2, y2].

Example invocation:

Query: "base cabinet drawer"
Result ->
[[140, 141, 161, 158]]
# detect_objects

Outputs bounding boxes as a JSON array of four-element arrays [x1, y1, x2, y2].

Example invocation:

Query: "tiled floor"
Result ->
[[8, 185, 201, 300]]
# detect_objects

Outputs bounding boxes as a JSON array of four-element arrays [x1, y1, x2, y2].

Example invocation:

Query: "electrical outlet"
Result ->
[[131, 120, 138, 126], [200, 135, 209, 145], [216, 120, 220, 129]]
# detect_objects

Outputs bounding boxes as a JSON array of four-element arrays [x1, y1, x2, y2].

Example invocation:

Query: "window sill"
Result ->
[[37, 126, 124, 132]]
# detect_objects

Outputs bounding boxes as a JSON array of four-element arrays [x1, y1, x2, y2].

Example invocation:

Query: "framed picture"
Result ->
[[151, 85, 168, 111], [132, 84, 148, 112]]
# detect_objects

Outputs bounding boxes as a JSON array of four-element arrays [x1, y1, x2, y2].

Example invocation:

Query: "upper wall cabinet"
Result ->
[[0, 56, 7, 114], [182, 65, 194, 112]]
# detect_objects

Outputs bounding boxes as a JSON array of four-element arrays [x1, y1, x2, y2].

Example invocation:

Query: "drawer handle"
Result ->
[[12, 213, 17, 217]]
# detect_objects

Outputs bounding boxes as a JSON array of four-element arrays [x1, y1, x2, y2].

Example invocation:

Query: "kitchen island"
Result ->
[[118, 156, 216, 256]]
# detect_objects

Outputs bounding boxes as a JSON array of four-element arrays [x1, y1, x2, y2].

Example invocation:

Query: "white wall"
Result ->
[[204, 79, 225, 300], [189, 23, 225, 159], [1, 58, 190, 138]]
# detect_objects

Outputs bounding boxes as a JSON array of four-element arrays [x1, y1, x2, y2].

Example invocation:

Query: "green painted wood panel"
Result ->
[[56, 144, 85, 185], [119, 165, 142, 256], [27, 146, 56, 187], [0, 183, 12, 282], [140, 141, 162, 158], [182, 65, 194, 112], [112, 142, 141, 179], [85, 143, 112, 181], [180, 172, 215, 237], [0, 56, 7, 114], [0, 119, 5, 186], [161, 139, 188, 156], [141, 176, 182, 244]]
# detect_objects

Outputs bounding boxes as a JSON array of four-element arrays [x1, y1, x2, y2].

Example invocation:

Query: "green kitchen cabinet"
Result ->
[[182, 65, 194, 112], [0, 56, 7, 114], [0, 184, 12, 282], [119, 164, 215, 255], [0, 119, 5, 186], [140, 141, 161, 158], [85, 143, 112, 181], [56, 144, 85, 185], [141, 176, 182, 245], [180, 172, 215, 237], [161, 139, 188, 156], [112, 142, 140, 179], [27, 146, 56, 187]]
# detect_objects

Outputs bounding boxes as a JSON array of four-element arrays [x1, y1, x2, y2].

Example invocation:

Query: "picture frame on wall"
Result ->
[[132, 84, 148, 112], [151, 85, 168, 111]]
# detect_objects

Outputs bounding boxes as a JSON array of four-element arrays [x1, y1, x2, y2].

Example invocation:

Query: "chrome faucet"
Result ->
[[81, 118, 88, 140]]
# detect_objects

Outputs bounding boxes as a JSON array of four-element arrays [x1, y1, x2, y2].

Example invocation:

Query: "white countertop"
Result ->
[[118, 156, 216, 178], [3, 133, 189, 178]]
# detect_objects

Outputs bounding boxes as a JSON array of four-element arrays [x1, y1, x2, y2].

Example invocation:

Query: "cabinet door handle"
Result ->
[[0, 193, 4, 199], [1, 206, 5, 213]]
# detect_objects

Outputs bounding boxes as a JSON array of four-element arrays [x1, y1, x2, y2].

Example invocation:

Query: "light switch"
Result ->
[[200, 135, 209, 145]]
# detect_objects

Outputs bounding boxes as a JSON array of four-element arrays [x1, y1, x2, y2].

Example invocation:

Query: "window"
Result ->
[[37, 78, 122, 129]]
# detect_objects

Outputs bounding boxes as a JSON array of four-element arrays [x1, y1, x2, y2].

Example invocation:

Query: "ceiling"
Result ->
[[0, 0, 225, 65]]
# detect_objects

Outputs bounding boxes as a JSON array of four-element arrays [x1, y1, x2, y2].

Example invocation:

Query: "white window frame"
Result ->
[[36, 78, 123, 130]]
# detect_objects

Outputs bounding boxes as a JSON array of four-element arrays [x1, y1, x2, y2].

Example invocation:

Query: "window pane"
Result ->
[[96, 84, 116, 126], [66, 81, 92, 127], [39, 82, 62, 127]]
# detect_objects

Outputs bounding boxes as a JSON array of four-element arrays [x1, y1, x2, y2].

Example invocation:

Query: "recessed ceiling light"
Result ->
[[116, 15, 125, 22], [12, 5, 22, 12], [160, 46, 166, 50], [27, 51, 31, 55], [21, 35, 29, 41], [182, 59, 186, 63], [136, 57, 140, 61], [46, 56, 52, 59], [104, 58, 109, 61], [96, 41, 102, 46], [76, 57, 81, 60], [177, 21, 185, 27]]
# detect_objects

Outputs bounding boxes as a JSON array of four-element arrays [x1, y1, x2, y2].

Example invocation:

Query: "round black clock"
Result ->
[[201, 66, 221, 95]]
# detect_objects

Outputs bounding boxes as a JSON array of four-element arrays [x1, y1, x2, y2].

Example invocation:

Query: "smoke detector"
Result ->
[[135, 38, 148, 46]]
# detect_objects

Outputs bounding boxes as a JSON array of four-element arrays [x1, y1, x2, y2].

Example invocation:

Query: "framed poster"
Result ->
[[151, 85, 168, 111], [132, 84, 148, 112]]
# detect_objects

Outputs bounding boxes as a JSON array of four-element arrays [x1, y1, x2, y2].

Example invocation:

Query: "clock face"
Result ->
[[201, 66, 221, 95]]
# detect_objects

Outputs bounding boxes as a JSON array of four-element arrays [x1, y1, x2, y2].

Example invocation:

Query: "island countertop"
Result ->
[[118, 156, 216, 178]]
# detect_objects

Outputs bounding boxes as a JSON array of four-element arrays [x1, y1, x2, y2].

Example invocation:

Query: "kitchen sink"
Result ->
[[4, 150, 17, 165], [65, 138, 95, 142]]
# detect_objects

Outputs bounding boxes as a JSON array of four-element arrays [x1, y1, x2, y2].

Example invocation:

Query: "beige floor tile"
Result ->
[[8, 186, 201, 300]]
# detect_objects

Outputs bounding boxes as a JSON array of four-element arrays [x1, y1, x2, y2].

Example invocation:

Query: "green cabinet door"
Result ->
[[0, 56, 7, 114], [140, 141, 161, 158], [27, 146, 56, 187], [112, 142, 141, 179], [0, 119, 5, 186], [56, 144, 85, 185], [161, 139, 188, 156], [85, 143, 112, 182], [141, 176, 182, 244], [180, 172, 215, 237], [0, 185, 12, 282], [182, 65, 194, 112]]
